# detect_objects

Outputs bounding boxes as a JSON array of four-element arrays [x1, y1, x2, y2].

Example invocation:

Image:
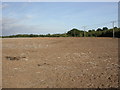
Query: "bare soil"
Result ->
[[2, 37, 119, 88]]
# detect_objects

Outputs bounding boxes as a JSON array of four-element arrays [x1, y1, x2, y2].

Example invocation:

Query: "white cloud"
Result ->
[[25, 15, 33, 19], [2, 16, 66, 36], [2, 17, 50, 36], [0, 3, 8, 9]]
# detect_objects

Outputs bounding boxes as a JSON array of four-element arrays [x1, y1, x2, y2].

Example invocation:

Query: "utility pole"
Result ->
[[83, 26, 87, 37], [111, 21, 116, 38]]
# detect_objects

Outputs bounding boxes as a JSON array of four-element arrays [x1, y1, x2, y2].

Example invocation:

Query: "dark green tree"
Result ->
[[97, 28, 102, 31], [67, 28, 83, 37], [103, 27, 108, 31]]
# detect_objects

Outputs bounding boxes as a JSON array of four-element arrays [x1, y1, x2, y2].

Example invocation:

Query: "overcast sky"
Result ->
[[2, 2, 118, 36]]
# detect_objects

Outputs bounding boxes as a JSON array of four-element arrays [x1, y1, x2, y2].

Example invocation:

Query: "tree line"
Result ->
[[2, 27, 120, 38]]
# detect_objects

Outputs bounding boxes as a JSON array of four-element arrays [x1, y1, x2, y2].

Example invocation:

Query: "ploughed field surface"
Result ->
[[2, 37, 119, 88]]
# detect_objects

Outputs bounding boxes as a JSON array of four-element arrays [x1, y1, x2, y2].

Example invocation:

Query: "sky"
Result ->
[[2, 2, 118, 36]]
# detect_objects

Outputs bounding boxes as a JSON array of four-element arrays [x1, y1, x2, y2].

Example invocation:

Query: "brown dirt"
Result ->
[[2, 37, 119, 88]]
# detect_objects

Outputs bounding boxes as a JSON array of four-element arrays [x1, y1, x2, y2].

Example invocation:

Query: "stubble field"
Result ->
[[2, 37, 119, 88]]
